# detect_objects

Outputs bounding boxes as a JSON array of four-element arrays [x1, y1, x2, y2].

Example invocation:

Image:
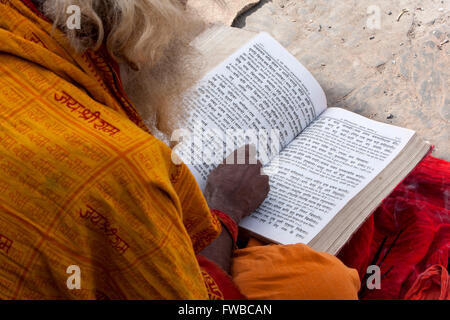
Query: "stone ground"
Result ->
[[230, 0, 449, 159]]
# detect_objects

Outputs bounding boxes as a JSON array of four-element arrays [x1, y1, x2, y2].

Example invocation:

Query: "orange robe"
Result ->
[[0, 0, 221, 299], [232, 239, 361, 300]]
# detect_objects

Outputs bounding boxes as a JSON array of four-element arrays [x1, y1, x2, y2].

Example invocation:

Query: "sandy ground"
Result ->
[[202, 0, 449, 159]]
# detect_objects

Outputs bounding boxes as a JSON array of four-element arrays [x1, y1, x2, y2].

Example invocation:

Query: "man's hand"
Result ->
[[204, 144, 270, 223]]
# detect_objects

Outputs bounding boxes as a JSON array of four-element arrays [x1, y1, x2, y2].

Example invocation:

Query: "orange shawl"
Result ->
[[0, 0, 221, 299]]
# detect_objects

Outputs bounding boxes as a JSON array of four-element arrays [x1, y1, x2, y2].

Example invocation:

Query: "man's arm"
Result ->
[[200, 145, 270, 273]]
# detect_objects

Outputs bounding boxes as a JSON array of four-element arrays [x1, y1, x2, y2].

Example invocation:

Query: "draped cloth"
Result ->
[[338, 155, 449, 300], [231, 239, 361, 300], [0, 0, 226, 299]]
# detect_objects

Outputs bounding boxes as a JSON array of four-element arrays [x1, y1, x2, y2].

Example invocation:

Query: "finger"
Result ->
[[259, 161, 273, 176], [256, 160, 263, 169], [262, 175, 270, 196], [258, 174, 270, 188], [255, 176, 270, 207], [223, 147, 239, 165], [245, 144, 257, 165], [245, 160, 263, 177], [233, 144, 250, 165], [224, 144, 257, 165]]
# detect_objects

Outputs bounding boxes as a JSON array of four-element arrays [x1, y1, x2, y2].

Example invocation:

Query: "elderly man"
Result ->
[[0, 0, 360, 299]]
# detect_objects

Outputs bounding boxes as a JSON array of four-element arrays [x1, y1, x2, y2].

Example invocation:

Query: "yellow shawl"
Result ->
[[0, 0, 221, 299]]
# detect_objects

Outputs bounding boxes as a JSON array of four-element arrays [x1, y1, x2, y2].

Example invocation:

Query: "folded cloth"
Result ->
[[404, 264, 449, 300], [338, 155, 449, 300], [231, 242, 360, 300]]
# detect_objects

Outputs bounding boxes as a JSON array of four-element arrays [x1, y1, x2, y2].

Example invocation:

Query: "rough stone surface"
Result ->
[[231, 0, 450, 159], [188, 0, 261, 25]]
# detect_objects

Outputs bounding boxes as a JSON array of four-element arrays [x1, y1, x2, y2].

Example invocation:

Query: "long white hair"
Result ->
[[43, 0, 206, 139]]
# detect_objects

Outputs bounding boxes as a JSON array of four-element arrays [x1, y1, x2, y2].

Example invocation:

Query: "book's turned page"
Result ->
[[174, 32, 327, 190], [240, 108, 416, 245]]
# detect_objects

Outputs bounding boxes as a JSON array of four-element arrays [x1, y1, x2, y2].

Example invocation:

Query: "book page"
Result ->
[[240, 108, 415, 244], [173, 32, 327, 190]]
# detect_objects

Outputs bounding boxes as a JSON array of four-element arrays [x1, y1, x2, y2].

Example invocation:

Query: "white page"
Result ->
[[240, 108, 415, 244], [173, 32, 327, 190]]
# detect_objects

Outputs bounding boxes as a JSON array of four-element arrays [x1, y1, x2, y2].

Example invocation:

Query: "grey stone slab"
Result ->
[[236, 0, 449, 159]]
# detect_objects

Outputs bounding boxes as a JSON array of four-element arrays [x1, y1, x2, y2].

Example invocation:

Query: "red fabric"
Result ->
[[338, 155, 450, 300], [196, 255, 247, 300], [211, 209, 238, 245], [404, 264, 449, 300]]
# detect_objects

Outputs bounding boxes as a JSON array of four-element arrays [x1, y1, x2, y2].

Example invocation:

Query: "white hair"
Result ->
[[43, 0, 206, 138]]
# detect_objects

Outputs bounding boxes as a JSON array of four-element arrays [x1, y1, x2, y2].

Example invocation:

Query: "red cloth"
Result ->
[[404, 264, 449, 300], [196, 255, 247, 300], [211, 209, 239, 245], [338, 155, 450, 300]]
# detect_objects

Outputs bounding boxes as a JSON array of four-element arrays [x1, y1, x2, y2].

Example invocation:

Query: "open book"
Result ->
[[173, 26, 431, 255]]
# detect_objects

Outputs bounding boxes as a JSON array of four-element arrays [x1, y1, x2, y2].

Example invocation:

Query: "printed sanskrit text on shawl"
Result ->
[[0, 0, 221, 299]]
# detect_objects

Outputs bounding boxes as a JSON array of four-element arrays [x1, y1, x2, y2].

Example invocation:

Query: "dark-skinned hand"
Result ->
[[204, 144, 270, 224]]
